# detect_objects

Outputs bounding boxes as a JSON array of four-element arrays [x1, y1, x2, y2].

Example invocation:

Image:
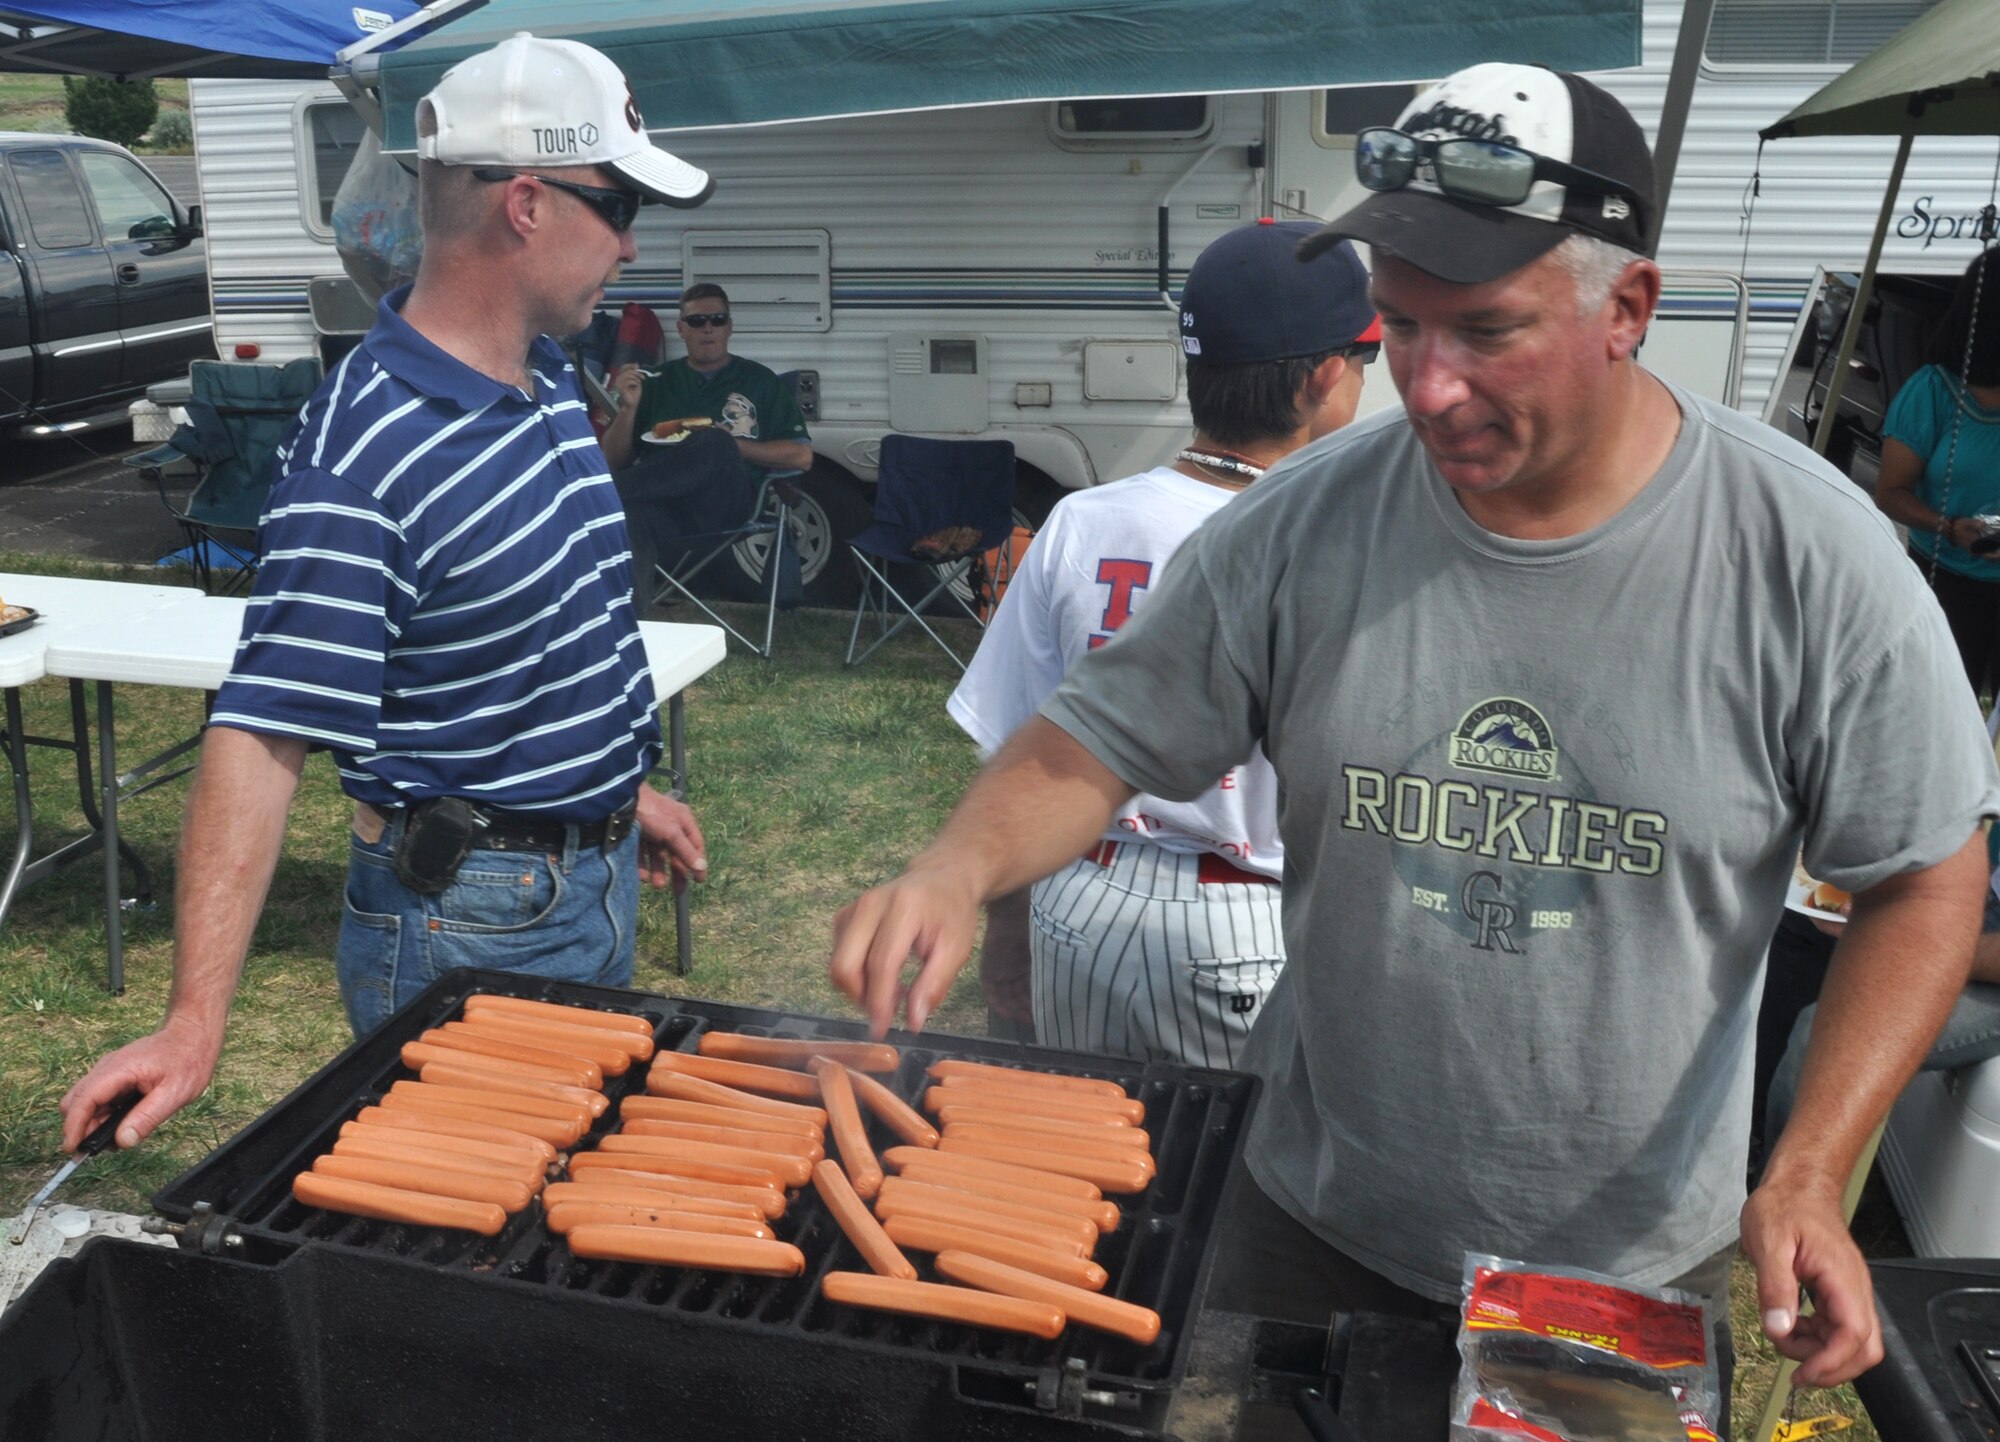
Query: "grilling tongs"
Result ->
[[8, 1091, 140, 1245]]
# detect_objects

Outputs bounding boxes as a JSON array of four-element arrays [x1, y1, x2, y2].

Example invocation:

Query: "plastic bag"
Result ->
[[1450, 1254, 1721, 1442], [331, 128, 422, 306]]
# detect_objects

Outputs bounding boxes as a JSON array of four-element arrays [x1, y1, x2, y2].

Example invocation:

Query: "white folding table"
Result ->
[[0, 574, 213, 966], [638, 620, 728, 975], [36, 608, 726, 990], [42, 596, 247, 992]]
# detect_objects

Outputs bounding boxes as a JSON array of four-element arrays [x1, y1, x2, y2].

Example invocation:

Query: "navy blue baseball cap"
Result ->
[[1179, 218, 1378, 365]]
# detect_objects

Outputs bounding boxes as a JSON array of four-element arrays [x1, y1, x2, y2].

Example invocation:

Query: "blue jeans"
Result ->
[[1767, 980, 2000, 1144], [334, 811, 640, 1038]]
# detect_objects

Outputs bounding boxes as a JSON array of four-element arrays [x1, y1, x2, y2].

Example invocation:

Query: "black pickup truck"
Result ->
[[0, 133, 211, 438]]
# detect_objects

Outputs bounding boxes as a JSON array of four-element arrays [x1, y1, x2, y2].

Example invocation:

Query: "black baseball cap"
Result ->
[[1179, 219, 1379, 365], [1302, 63, 1659, 285]]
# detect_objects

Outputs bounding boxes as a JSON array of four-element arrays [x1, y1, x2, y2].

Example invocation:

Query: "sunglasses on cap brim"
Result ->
[[1353, 127, 1643, 214], [473, 170, 644, 233]]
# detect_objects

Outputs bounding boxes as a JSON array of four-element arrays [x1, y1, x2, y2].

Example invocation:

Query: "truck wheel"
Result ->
[[726, 459, 871, 609]]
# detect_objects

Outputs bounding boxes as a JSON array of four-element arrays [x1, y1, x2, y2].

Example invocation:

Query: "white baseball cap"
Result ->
[[416, 32, 712, 208]]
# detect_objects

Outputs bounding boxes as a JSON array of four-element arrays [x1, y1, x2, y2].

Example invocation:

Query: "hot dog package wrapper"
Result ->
[[1448, 1253, 1721, 1442]]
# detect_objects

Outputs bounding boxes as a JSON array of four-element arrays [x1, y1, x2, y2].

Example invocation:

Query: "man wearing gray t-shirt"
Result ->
[[829, 64, 1999, 1397]]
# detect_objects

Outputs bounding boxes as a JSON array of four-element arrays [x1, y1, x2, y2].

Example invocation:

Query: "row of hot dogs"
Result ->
[[289, 993, 1164, 1345]]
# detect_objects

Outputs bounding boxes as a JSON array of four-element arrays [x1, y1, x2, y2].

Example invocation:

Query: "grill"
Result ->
[[8, 969, 1261, 1442]]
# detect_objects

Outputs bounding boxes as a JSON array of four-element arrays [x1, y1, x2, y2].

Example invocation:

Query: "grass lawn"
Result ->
[[0, 74, 188, 139], [0, 558, 1907, 1439]]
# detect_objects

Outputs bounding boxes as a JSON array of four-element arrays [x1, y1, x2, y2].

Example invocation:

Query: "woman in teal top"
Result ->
[[1877, 249, 2000, 697]]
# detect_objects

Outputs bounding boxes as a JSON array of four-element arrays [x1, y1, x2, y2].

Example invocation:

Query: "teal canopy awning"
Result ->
[[378, 0, 1641, 148]]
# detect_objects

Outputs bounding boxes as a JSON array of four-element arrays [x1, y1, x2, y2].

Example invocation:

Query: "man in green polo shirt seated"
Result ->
[[600, 283, 813, 473]]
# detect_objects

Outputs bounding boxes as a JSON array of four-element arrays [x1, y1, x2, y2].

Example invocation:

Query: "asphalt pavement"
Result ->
[[0, 431, 187, 568]]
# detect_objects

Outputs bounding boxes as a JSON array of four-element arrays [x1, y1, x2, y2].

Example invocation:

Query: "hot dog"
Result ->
[[351, 1105, 558, 1163], [872, 1187, 1095, 1257], [892, 1160, 1121, 1234], [566, 1223, 806, 1275], [820, 1272, 1066, 1339], [932, 1102, 1146, 1143], [878, 1176, 1103, 1245], [414, 1027, 604, 1088], [312, 1154, 534, 1213], [596, 1134, 809, 1189], [812, 1158, 918, 1281], [441, 1017, 631, 1076], [544, 1202, 775, 1240], [453, 1014, 647, 1069], [340, 1118, 551, 1167], [935, 1251, 1160, 1346], [847, 1068, 939, 1148], [562, 1161, 789, 1215], [292, 1171, 507, 1235], [540, 1181, 768, 1221], [926, 1060, 1130, 1101], [416, 1061, 610, 1118], [386, 1079, 591, 1126], [881, 1145, 1103, 1200], [569, 1148, 790, 1192], [619, 1118, 823, 1163], [938, 1137, 1152, 1195], [879, 1215, 1109, 1291], [332, 1131, 546, 1185], [461, 993, 657, 1038], [810, 1057, 884, 1200], [697, 1033, 901, 1073], [647, 1051, 824, 1101], [941, 1122, 1156, 1164], [399, 1040, 596, 1091], [617, 1094, 824, 1142], [377, 1090, 584, 1148], [647, 1072, 829, 1127], [929, 1077, 1148, 1127]]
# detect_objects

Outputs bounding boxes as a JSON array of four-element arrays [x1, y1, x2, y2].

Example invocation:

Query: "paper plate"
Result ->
[[1784, 877, 1849, 924]]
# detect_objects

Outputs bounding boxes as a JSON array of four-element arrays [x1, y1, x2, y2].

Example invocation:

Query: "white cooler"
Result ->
[[1879, 1054, 2000, 1257]]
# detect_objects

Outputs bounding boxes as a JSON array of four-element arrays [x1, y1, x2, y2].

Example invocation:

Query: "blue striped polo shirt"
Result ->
[[208, 288, 661, 821]]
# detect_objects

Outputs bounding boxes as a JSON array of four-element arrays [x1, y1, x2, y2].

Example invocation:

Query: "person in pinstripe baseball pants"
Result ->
[[948, 220, 1377, 1067]]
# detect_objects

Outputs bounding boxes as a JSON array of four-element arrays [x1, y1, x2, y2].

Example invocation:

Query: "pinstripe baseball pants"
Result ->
[[1028, 843, 1285, 1069]]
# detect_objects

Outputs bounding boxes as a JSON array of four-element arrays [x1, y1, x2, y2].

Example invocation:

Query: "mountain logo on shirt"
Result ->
[[1448, 698, 1560, 783]]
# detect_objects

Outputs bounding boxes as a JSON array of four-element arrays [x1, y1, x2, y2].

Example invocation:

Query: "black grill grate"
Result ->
[[153, 969, 1257, 1429]]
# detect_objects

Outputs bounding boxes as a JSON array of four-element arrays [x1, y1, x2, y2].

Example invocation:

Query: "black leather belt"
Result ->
[[472, 797, 638, 853]]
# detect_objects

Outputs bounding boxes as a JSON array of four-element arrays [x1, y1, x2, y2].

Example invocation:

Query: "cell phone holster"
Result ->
[[392, 797, 482, 895]]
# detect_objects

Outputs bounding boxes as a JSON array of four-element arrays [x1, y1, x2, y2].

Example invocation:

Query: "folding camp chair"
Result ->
[[129, 357, 323, 595], [845, 434, 1015, 670], [618, 424, 804, 659]]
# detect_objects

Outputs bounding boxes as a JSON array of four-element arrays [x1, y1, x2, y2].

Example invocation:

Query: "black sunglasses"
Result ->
[[472, 170, 642, 233], [680, 312, 731, 329], [1353, 127, 1643, 214]]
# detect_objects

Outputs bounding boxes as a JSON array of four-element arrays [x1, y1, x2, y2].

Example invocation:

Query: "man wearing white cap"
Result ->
[[829, 62, 1999, 1406], [62, 36, 712, 1152]]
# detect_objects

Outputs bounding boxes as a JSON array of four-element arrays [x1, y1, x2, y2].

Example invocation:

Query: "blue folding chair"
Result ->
[[129, 358, 322, 595], [845, 434, 1015, 670]]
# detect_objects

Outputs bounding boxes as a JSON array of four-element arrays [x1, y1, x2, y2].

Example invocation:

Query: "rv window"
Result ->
[[1706, 0, 1944, 65], [8, 149, 94, 250], [1052, 96, 1210, 140], [78, 152, 176, 241], [1315, 84, 1421, 144], [303, 101, 366, 231]]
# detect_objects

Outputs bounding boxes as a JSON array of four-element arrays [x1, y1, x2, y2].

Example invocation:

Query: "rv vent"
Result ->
[[682, 229, 832, 333], [892, 346, 926, 375]]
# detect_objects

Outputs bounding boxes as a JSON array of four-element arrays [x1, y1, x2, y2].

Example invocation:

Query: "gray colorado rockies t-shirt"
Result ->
[[1040, 382, 2000, 1301]]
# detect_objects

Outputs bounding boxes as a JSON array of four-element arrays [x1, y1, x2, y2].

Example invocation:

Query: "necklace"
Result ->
[[1176, 448, 1266, 482]]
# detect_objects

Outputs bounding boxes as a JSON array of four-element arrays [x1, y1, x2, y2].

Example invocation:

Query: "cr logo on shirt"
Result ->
[[1461, 870, 1521, 954]]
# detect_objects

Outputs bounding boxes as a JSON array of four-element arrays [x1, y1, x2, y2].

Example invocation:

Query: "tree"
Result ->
[[63, 77, 158, 149]]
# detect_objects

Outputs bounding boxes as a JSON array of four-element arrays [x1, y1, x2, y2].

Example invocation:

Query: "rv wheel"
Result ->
[[726, 459, 870, 608]]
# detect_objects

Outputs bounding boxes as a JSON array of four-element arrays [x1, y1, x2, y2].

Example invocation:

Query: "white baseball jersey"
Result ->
[[948, 465, 1284, 877], [950, 465, 1287, 1068]]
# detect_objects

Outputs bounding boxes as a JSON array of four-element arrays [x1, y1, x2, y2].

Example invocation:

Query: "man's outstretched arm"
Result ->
[[60, 726, 307, 1151], [829, 717, 1135, 1036]]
